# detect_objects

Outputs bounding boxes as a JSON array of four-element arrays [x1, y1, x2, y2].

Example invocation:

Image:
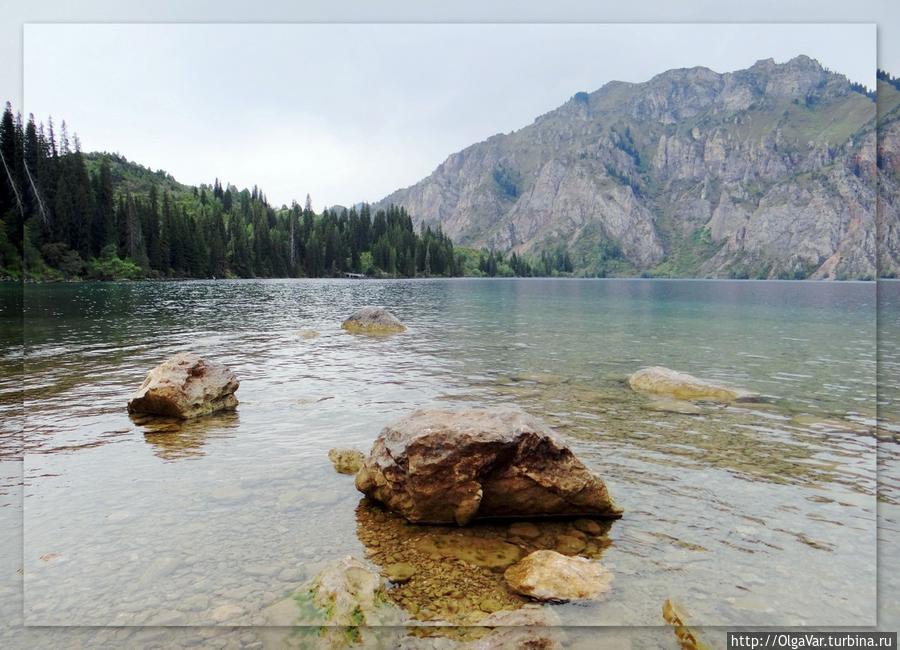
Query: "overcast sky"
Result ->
[[24, 23, 873, 209]]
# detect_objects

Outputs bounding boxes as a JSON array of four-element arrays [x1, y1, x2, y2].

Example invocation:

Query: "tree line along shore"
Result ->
[[0, 103, 576, 282]]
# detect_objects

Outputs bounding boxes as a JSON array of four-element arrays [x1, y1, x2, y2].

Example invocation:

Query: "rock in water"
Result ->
[[645, 398, 705, 415], [355, 408, 622, 525], [341, 306, 406, 334], [261, 556, 401, 628], [504, 550, 612, 602], [663, 598, 711, 650], [628, 366, 758, 402], [328, 448, 365, 475], [127, 353, 239, 419], [309, 556, 386, 625]]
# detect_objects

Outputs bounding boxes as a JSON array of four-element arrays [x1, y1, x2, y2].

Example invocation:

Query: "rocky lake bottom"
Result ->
[[1, 278, 899, 649]]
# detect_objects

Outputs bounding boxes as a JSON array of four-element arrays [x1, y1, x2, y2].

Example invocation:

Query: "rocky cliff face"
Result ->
[[878, 83, 900, 278], [381, 56, 897, 279]]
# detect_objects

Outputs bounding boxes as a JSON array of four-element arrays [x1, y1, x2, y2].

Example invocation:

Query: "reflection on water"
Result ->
[[0, 279, 891, 638], [133, 412, 241, 461], [354, 498, 613, 624]]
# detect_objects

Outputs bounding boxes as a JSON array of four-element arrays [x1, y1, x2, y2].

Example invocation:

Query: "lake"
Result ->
[[1, 278, 897, 648]]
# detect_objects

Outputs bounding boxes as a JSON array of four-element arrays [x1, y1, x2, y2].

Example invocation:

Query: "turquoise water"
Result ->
[[0, 278, 895, 648]]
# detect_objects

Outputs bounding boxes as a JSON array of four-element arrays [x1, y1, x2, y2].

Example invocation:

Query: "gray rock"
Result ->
[[341, 306, 406, 334]]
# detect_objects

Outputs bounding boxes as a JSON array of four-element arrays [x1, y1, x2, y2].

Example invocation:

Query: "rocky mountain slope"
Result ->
[[381, 56, 898, 279]]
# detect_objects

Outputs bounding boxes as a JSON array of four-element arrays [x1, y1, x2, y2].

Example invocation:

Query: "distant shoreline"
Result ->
[[4, 276, 890, 285]]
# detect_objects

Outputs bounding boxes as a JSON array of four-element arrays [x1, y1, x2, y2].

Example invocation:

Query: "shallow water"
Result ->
[[1, 278, 892, 637]]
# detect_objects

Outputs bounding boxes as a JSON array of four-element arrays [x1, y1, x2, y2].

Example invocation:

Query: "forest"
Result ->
[[0, 103, 578, 281]]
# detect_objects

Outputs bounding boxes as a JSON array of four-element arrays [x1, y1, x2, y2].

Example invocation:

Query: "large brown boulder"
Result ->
[[628, 366, 758, 402], [127, 353, 239, 419], [355, 408, 622, 525]]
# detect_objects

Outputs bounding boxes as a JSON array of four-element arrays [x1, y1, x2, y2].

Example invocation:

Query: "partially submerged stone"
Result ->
[[127, 352, 239, 419], [261, 556, 400, 627], [663, 598, 711, 650], [504, 550, 612, 602], [355, 407, 622, 525], [628, 366, 758, 403], [341, 306, 406, 334], [328, 448, 365, 475]]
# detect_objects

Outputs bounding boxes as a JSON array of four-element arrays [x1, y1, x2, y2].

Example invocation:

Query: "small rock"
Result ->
[[341, 306, 406, 334], [296, 329, 319, 339], [244, 563, 277, 577], [277, 567, 303, 583], [573, 519, 604, 536], [663, 598, 710, 650], [384, 562, 416, 583], [210, 484, 246, 502], [646, 398, 705, 415], [479, 597, 503, 613], [210, 603, 245, 623], [628, 366, 758, 403], [508, 522, 541, 539], [555, 534, 586, 555], [328, 448, 364, 475], [127, 352, 240, 419], [504, 550, 613, 602], [146, 609, 187, 626]]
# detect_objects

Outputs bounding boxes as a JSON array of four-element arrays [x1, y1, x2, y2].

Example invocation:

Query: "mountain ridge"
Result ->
[[379, 56, 897, 279]]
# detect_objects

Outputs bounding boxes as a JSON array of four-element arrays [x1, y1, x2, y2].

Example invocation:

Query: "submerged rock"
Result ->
[[414, 533, 523, 570], [355, 407, 622, 525], [645, 398, 705, 415], [475, 606, 565, 649], [127, 352, 239, 419], [504, 550, 612, 602], [261, 556, 400, 627], [341, 306, 406, 334], [628, 366, 757, 402], [384, 562, 416, 583], [328, 448, 365, 475]]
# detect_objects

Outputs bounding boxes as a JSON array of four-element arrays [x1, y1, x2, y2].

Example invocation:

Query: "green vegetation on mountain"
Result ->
[[380, 59, 900, 279]]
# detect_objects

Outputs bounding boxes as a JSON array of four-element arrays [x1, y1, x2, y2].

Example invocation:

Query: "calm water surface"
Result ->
[[1, 278, 896, 646]]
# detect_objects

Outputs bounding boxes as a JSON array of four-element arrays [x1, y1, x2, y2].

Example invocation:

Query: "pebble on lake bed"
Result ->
[[504, 550, 613, 602], [127, 352, 239, 419], [341, 306, 406, 334]]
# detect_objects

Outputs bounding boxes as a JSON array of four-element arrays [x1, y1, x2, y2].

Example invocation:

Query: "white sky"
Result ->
[[24, 23, 874, 209]]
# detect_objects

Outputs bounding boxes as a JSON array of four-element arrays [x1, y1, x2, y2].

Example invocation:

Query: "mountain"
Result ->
[[381, 56, 899, 279], [878, 76, 900, 278]]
